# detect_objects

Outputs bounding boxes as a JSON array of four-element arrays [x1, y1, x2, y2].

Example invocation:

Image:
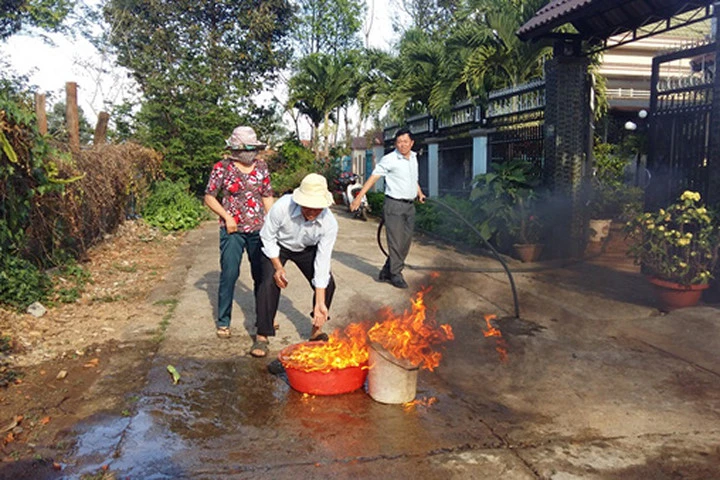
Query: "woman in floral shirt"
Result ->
[[204, 126, 274, 340]]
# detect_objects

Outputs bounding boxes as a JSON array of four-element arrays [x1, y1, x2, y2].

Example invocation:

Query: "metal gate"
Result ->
[[486, 80, 545, 172], [647, 42, 716, 209]]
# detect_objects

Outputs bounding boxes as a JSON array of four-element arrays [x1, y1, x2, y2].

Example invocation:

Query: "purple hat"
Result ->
[[225, 126, 266, 150]]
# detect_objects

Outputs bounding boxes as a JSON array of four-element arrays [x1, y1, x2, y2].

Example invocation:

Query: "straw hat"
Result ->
[[292, 174, 334, 209]]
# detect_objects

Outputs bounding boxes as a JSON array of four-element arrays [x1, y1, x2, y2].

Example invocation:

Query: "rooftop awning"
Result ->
[[517, 0, 713, 45]]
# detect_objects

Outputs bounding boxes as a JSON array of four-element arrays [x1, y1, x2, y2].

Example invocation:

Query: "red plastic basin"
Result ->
[[278, 342, 368, 395]]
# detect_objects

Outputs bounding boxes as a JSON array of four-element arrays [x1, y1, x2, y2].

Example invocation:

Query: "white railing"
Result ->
[[606, 88, 651, 99]]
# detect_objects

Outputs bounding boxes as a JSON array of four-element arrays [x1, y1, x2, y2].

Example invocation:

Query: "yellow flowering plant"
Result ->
[[625, 191, 719, 285]]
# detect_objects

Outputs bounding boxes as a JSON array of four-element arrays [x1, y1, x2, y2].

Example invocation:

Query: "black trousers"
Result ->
[[255, 245, 335, 337]]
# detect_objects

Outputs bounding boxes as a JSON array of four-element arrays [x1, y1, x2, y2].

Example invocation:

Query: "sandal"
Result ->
[[216, 326, 231, 339], [250, 339, 269, 358]]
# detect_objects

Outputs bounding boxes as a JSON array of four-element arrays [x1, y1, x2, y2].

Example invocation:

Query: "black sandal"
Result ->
[[250, 339, 269, 358], [308, 332, 329, 342]]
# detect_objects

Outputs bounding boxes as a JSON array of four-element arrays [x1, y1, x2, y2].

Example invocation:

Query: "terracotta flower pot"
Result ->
[[513, 243, 543, 263], [647, 276, 710, 311]]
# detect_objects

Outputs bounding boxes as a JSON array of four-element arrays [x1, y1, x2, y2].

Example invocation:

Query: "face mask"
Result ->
[[230, 150, 257, 165]]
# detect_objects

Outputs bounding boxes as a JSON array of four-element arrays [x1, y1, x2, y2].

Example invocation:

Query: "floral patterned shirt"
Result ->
[[205, 159, 274, 232]]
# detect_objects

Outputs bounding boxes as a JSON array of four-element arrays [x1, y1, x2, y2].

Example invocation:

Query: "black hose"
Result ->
[[376, 198, 521, 319]]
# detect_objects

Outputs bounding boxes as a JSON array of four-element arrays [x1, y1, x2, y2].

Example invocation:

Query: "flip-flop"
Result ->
[[250, 339, 269, 358], [216, 326, 231, 339], [308, 332, 329, 342]]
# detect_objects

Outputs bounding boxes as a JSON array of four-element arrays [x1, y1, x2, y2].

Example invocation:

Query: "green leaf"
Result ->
[[0, 130, 18, 164], [167, 365, 181, 385]]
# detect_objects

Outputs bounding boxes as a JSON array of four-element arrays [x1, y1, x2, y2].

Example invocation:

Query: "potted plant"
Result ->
[[509, 197, 544, 262], [588, 182, 618, 243], [625, 190, 719, 311], [588, 143, 640, 244], [470, 158, 544, 258]]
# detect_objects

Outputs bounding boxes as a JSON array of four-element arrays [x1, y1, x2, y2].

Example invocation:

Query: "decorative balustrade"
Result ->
[[382, 79, 546, 139], [436, 101, 482, 129], [486, 79, 545, 119]]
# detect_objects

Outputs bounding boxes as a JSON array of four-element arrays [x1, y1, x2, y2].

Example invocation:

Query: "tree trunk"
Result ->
[[35, 93, 47, 135], [323, 111, 330, 159], [93, 111, 110, 145], [66, 82, 80, 154], [312, 124, 320, 159]]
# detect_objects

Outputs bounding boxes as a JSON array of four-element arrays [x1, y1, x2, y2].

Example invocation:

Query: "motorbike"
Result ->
[[339, 173, 369, 221]]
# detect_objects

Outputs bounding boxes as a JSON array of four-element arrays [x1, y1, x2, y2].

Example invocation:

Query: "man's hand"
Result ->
[[349, 197, 360, 212], [417, 192, 426, 204], [312, 303, 329, 327], [273, 268, 288, 288], [225, 217, 238, 233]]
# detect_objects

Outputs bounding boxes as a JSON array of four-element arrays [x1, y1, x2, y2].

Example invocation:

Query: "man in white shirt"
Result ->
[[350, 128, 426, 289], [251, 173, 338, 357]]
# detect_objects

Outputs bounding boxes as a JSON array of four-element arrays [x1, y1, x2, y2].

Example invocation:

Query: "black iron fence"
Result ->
[[647, 41, 716, 208]]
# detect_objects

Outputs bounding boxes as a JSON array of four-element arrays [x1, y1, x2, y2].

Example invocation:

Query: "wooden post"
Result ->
[[66, 82, 80, 154], [94, 111, 110, 145], [35, 93, 47, 135]]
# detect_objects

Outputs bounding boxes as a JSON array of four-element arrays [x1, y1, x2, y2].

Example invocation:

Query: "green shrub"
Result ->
[[366, 192, 385, 216], [142, 180, 206, 231], [418, 195, 485, 247], [0, 254, 50, 310], [268, 139, 316, 195], [50, 262, 92, 304]]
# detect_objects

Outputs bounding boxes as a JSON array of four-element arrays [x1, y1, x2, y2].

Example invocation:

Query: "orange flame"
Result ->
[[280, 322, 369, 373], [403, 396, 438, 410], [367, 289, 454, 371], [481, 314, 508, 362]]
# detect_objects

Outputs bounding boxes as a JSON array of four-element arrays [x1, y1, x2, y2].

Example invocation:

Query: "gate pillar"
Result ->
[[543, 38, 592, 258], [470, 128, 491, 177], [425, 139, 440, 198], [371, 144, 385, 192]]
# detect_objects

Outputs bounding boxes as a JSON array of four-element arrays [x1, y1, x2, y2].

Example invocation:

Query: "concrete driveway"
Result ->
[[63, 206, 720, 479]]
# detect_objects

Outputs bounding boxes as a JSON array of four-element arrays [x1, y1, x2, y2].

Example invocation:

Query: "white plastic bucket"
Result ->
[[367, 343, 419, 404]]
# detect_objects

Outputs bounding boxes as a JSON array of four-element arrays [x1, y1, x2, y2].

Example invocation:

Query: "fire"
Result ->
[[367, 289, 454, 371], [403, 396, 438, 410], [482, 314, 508, 362], [280, 322, 369, 373], [281, 288, 454, 374]]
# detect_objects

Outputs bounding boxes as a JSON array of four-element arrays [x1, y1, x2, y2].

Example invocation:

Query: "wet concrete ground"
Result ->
[[61, 208, 720, 479]]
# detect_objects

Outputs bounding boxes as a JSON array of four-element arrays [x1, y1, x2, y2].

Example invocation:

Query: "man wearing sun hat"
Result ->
[[250, 173, 338, 357]]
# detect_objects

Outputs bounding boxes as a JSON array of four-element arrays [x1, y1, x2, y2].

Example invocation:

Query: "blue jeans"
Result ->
[[217, 229, 263, 328]]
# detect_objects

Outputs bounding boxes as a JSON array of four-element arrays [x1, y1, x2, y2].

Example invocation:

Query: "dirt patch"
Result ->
[[0, 220, 186, 477]]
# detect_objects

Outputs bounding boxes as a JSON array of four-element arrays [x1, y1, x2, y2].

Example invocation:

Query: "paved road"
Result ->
[[65, 206, 720, 479]]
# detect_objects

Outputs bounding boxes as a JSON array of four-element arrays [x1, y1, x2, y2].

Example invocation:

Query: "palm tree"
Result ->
[[464, 0, 549, 89], [373, 0, 551, 121], [288, 52, 357, 159]]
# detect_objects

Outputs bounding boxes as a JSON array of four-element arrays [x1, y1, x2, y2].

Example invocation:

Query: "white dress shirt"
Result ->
[[260, 194, 338, 288], [371, 149, 419, 200]]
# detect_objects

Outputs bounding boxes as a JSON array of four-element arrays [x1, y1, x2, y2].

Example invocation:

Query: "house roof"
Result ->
[[351, 136, 367, 150], [517, 0, 713, 43]]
